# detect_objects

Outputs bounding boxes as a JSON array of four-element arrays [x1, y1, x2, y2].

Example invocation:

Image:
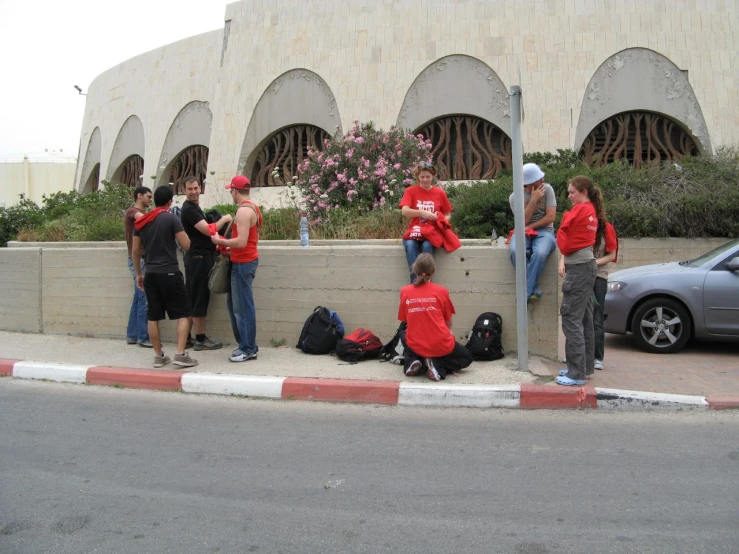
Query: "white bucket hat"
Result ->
[[522, 163, 545, 185]]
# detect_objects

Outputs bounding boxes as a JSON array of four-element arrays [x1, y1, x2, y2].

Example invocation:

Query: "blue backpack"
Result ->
[[296, 306, 344, 354]]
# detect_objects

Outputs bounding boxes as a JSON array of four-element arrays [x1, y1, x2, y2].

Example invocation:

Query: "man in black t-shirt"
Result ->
[[133, 185, 197, 369], [180, 176, 232, 351]]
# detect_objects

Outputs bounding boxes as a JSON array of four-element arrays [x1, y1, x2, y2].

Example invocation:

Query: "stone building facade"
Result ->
[[75, 0, 738, 207]]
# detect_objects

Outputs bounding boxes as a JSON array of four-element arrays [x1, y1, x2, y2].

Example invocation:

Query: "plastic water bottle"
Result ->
[[300, 215, 310, 247], [491, 228, 497, 246]]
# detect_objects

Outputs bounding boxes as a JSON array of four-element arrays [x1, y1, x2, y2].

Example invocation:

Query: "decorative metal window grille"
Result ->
[[580, 111, 700, 168], [417, 116, 512, 180], [168, 146, 209, 194], [119, 155, 144, 188], [251, 125, 330, 186]]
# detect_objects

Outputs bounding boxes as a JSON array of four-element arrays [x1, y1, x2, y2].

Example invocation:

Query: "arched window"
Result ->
[[250, 125, 330, 186], [580, 111, 701, 168], [417, 115, 511, 180], [166, 145, 209, 194], [116, 155, 144, 187]]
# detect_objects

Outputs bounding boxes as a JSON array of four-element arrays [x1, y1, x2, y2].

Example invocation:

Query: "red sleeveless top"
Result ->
[[231, 200, 262, 263]]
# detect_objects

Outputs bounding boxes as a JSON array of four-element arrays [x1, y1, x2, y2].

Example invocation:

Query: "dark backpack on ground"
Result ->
[[296, 306, 344, 354], [336, 328, 383, 363], [465, 312, 504, 361], [380, 322, 407, 365]]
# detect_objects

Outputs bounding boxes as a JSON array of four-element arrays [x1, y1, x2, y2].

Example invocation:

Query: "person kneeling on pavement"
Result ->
[[398, 253, 473, 381]]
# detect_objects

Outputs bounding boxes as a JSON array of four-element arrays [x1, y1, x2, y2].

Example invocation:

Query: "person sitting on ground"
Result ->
[[399, 161, 452, 283], [398, 253, 473, 381], [507, 162, 557, 302], [132, 185, 197, 369], [555, 176, 600, 386]]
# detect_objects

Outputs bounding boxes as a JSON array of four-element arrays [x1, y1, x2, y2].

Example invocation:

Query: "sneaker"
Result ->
[[153, 353, 171, 368], [231, 348, 242, 357], [193, 337, 223, 351], [594, 359, 604, 370], [405, 359, 422, 376], [186, 336, 195, 349], [229, 351, 257, 363], [127, 338, 138, 345], [138, 340, 153, 348], [173, 352, 198, 368], [425, 358, 442, 382]]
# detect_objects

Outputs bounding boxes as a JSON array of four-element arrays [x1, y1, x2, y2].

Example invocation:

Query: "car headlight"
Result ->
[[607, 281, 627, 292]]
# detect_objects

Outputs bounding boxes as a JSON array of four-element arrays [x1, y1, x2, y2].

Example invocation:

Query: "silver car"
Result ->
[[604, 238, 739, 353]]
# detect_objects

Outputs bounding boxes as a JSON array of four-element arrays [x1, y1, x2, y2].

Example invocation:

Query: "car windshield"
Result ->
[[685, 238, 739, 267]]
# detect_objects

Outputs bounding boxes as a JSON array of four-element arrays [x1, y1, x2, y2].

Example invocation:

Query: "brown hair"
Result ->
[[568, 175, 607, 252], [412, 253, 435, 287], [412, 163, 437, 181]]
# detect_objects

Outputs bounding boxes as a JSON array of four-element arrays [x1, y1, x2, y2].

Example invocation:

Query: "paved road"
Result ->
[[1, 380, 738, 554]]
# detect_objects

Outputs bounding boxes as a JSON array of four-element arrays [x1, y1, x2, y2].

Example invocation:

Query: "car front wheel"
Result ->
[[630, 297, 692, 354]]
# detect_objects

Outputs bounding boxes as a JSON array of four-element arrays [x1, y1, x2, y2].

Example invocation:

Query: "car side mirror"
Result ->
[[726, 257, 739, 271]]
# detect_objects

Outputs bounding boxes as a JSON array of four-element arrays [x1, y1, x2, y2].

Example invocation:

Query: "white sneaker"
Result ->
[[229, 351, 257, 363], [594, 359, 604, 370]]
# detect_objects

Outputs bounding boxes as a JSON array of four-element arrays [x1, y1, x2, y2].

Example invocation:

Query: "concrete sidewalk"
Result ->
[[1, 330, 737, 411]]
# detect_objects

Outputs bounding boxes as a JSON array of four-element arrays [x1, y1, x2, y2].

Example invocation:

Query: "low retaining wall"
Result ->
[[0, 240, 559, 358], [1, 237, 728, 360]]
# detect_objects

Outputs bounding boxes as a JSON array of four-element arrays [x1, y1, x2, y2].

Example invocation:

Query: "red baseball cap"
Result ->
[[226, 175, 251, 190]]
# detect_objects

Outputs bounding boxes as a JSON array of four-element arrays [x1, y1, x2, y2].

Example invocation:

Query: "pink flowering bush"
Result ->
[[295, 121, 432, 222]]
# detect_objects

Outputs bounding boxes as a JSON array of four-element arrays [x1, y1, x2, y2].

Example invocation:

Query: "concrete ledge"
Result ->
[[181, 373, 285, 398], [595, 388, 708, 410], [282, 377, 400, 404], [0, 359, 18, 376], [12, 361, 89, 383], [87, 366, 185, 390], [706, 396, 739, 411], [398, 383, 520, 408], [520, 384, 597, 409]]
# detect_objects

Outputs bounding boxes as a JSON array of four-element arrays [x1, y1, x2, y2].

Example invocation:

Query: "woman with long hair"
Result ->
[[399, 162, 452, 283], [398, 253, 473, 381], [591, 203, 618, 371], [555, 176, 600, 386]]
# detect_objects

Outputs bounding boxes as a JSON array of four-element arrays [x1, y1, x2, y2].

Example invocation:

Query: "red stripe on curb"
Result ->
[[520, 384, 597, 409], [282, 378, 400, 404], [0, 359, 19, 377], [706, 396, 739, 410], [87, 367, 186, 391]]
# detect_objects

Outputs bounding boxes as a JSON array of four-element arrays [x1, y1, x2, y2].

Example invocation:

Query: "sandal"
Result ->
[[555, 375, 586, 386]]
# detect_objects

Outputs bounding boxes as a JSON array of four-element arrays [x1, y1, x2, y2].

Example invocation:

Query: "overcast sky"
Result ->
[[0, 0, 228, 159]]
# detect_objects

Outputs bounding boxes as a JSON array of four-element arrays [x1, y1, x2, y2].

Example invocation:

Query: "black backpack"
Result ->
[[379, 322, 407, 365], [465, 312, 504, 361], [296, 306, 344, 354], [336, 328, 383, 363]]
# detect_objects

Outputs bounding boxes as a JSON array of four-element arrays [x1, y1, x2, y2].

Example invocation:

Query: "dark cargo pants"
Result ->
[[561, 260, 597, 381]]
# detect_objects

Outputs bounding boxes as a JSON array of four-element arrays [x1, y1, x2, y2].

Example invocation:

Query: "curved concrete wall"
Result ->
[[107, 115, 145, 181], [575, 48, 711, 152], [75, 0, 738, 205]]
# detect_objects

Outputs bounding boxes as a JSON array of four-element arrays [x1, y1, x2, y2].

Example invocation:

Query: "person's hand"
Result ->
[[558, 258, 566, 278], [136, 275, 144, 291], [211, 234, 223, 245], [530, 184, 545, 203], [423, 210, 438, 221]]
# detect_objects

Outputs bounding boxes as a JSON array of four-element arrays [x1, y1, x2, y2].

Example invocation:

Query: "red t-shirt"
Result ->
[[231, 201, 262, 264], [398, 281, 456, 357], [556, 201, 597, 256], [399, 185, 452, 234]]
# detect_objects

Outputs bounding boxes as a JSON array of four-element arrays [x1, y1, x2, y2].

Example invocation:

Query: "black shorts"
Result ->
[[144, 271, 191, 321], [184, 250, 215, 317]]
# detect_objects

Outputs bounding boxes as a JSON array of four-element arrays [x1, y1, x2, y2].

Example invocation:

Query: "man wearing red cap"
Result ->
[[211, 175, 262, 362]]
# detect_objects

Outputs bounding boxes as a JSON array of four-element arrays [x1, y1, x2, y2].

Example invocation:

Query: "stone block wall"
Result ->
[[0, 248, 42, 333]]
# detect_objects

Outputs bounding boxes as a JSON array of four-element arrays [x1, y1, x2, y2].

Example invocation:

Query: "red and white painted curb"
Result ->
[[1, 358, 737, 411]]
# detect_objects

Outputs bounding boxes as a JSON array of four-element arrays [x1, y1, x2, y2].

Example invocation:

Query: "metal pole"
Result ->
[[509, 86, 528, 371]]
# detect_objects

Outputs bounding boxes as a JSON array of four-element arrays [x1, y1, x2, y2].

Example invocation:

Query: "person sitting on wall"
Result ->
[[398, 253, 473, 381], [399, 161, 453, 283], [507, 162, 557, 302]]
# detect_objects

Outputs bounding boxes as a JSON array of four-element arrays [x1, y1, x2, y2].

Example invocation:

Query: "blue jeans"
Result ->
[[126, 257, 149, 343], [509, 229, 557, 297], [403, 239, 435, 283], [227, 259, 259, 355]]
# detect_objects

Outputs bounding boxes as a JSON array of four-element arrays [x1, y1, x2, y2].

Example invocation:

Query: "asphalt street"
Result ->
[[1, 379, 738, 554]]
